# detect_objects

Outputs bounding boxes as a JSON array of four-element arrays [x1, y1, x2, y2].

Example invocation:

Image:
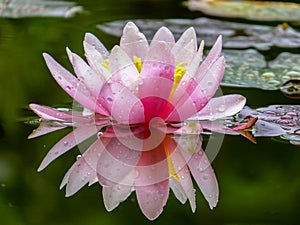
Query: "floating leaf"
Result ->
[[237, 105, 300, 145], [0, 0, 83, 18], [98, 18, 300, 51], [185, 0, 300, 22]]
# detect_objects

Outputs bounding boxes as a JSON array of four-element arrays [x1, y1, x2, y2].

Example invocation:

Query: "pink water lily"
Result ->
[[29, 22, 246, 220]]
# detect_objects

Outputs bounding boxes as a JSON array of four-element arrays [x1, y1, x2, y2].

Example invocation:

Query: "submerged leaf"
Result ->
[[98, 18, 300, 51], [185, 0, 300, 22], [0, 0, 82, 18]]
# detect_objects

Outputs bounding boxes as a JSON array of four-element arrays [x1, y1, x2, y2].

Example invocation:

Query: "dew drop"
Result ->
[[63, 141, 69, 147], [132, 169, 139, 178], [202, 174, 209, 180], [207, 81, 213, 87], [197, 167, 204, 172], [138, 79, 144, 85], [218, 104, 225, 112], [97, 131, 103, 138]]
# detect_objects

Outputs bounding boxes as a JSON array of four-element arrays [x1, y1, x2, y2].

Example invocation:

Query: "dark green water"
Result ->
[[0, 1, 299, 225]]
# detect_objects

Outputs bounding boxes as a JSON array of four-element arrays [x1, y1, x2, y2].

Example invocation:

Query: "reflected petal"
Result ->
[[136, 179, 169, 220], [38, 125, 97, 171]]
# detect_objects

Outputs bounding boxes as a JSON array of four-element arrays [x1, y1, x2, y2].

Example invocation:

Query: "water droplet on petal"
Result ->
[[97, 131, 103, 138], [202, 174, 209, 180], [207, 81, 213, 87], [63, 141, 69, 146], [132, 169, 139, 178]]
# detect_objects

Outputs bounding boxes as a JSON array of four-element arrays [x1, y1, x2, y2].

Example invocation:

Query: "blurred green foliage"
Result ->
[[0, 1, 299, 225]]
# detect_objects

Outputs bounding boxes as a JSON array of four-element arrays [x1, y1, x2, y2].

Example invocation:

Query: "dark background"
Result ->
[[0, 1, 299, 225]]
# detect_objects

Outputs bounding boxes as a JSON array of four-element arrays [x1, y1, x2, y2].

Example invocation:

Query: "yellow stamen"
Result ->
[[101, 59, 110, 71], [164, 140, 180, 181], [170, 62, 187, 97], [133, 56, 142, 73]]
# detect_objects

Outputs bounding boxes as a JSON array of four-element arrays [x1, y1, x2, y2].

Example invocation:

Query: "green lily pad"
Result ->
[[185, 0, 300, 22], [0, 0, 82, 18]]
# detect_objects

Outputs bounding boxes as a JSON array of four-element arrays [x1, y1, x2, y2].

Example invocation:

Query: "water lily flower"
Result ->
[[29, 22, 246, 220]]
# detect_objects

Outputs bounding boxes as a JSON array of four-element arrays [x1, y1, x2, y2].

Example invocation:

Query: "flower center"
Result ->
[[133, 56, 187, 97]]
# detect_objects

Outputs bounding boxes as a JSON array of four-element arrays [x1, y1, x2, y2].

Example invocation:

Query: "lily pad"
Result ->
[[237, 105, 300, 145], [0, 0, 82, 18], [185, 0, 300, 22], [222, 50, 300, 92], [98, 17, 300, 51]]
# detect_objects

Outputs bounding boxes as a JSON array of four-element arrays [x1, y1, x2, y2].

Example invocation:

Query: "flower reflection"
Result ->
[[29, 22, 245, 220], [59, 122, 217, 220]]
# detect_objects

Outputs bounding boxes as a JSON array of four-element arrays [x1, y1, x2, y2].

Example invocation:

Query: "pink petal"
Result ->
[[38, 125, 98, 171], [135, 141, 169, 186], [103, 184, 133, 211], [83, 33, 111, 80], [181, 40, 204, 83], [165, 83, 198, 121], [99, 82, 145, 124], [136, 179, 169, 220], [173, 133, 217, 208], [195, 35, 222, 81], [137, 42, 175, 120], [29, 104, 73, 121], [65, 140, 103, 196], [43, 53, 106, 115], [166, 137, 196, 212], [66, 48, 107, 101], [174, 39, 197, 66], [96, 137, 141, 186], [194, 94, 246, 120], [172, 27, 197, 59], [120, 22, 149, 59], [170, 177, 187, 204], [28, 122, 66, 139], [151, 26, 175, 48], [65, 155, 95, 197], [109, 46, 140, 89], [60, 138, 105, 191], [187, 149, 219, 209], [84, 33, 109, 59], [140, 41, 175, 81], [188, 56, 225, 111], [83, 32, 108, 60]]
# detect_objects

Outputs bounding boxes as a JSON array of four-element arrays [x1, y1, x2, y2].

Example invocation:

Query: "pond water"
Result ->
[[0, 0, 299, 225]]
